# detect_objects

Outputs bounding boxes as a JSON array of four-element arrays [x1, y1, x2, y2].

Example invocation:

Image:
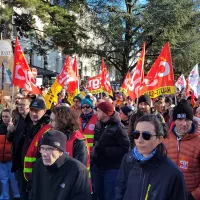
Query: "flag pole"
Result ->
[[1, 61, 4, 105], [10, 85, 14, 121]]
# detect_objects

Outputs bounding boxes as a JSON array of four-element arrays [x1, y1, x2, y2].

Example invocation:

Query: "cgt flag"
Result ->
[[101, 59, 113, 96], [129, 42, 145, 100], [86, 74, 103, 94], [139, 42, 176, 98], [67, 56, 79, 104], [120, 71, 133, 96], [44, 56, 77, 109], [12, 37, 41, 94]]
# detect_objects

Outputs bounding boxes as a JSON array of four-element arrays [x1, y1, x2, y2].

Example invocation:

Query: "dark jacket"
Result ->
[[7, 114, 31, 160], [73, 139, 88, 166], [93, 111, 130, 170], [30, 153, 91, 200], [13, 114, 49, 171], [115, 150, 188, 200]]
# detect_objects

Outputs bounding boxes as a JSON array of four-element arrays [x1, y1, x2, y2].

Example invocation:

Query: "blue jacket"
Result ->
[[115, 149, 188, 200]]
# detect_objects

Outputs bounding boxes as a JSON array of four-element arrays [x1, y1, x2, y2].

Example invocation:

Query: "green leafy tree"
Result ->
[[85, 0, 200, 79]]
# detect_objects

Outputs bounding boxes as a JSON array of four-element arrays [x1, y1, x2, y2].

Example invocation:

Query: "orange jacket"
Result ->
[[164, 122, 200, 200], [0, 124, 12, 162]]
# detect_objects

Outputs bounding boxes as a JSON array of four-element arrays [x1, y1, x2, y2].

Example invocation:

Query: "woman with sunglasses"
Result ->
[[115, 114, 187, 200]]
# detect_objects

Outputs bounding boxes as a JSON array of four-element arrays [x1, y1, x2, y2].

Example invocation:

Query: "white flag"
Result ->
[[175, 74, 186, 91], [188, 64, 199, 97]]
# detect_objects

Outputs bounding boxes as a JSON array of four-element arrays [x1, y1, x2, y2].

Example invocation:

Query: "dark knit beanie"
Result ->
[[120, 106, 133, 117], [39, 130, 67, 152], [173, 99, 193, 121], [97, 102, 114, 116], [138, 94, 151, 106]]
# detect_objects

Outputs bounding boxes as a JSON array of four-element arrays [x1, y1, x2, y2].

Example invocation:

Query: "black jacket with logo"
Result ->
[[93, 111, 130, 170], [30, 153, 91, 200], [115, 150, 188, 200]]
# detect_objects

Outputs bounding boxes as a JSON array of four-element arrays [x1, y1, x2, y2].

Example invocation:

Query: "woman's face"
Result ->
[[134, 121, 163, 157], [50, 112, 58, 129]]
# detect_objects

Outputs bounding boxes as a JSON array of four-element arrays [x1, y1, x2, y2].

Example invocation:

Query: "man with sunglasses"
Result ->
[[164, 99, 200, 200], [92, 102, 130, 200], [30, 130, 90, 200], [80, 96, 97, 153]]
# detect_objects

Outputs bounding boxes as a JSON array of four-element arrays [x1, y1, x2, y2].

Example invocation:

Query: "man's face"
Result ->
[[138, 102, 150, 114], [73, 99, 81, 109], [81, 104, 92, 115], [175, 119, 192, 135], [39, 145, 63, 166], [96, 108, 107, 121], [2, 111, 10, 125], [3, 96, 10, 104], [18, 99, 30, 115], [30, 108, 46, 124]]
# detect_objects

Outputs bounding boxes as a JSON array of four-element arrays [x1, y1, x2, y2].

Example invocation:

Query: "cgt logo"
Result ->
[[87, 79, 101, 90], [14, 64, 37, 92]]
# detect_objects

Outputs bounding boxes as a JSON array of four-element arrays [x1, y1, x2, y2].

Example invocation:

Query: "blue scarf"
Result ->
[[132, 147, 157, 162]]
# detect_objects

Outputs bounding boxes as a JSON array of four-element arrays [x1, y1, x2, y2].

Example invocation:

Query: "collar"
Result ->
[[45, 153, 67, 172]]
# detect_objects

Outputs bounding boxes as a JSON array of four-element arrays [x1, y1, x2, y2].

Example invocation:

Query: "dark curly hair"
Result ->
[[51, 106, 80, 138]]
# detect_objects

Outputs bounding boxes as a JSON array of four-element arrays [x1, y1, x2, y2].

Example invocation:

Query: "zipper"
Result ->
[[177, 137, 181, 165], [140, 168, 146, 200]]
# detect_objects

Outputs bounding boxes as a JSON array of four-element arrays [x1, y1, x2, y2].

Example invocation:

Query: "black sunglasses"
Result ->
[[132, 130, 157, 141], [81, 105, 91, 109]]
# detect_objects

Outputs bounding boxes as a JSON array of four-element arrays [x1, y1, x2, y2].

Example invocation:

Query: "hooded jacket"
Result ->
[[164, 122, 200, 200], [115, 150, 187, 200], [30, 153, 91, 200], [93, 111, 130, 170]]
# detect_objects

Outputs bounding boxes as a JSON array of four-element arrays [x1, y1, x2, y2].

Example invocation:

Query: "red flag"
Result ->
[[72, 56, 78, 76], [86, 74, 103, 94], [120, 71, 133, 96], [67, 56, 79, 104], [101, 59, 113, 96], [57, 56, 77, 87], [139, 42, 175, 98], [13, 37, 41, 94], [129, 42, 145, 100]]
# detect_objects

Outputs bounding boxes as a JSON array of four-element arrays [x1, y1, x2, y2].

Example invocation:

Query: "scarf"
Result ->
[[132, 147, 157, 162]]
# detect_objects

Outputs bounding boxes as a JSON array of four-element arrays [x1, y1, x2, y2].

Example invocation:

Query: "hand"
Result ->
[[7, 122, 15, 132]]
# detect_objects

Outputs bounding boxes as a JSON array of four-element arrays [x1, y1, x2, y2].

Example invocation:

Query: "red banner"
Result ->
[[12, 37, 41, 94], [86, 74, 103, 94], [120, 71, 133, 96], [57, 56, 78, 87], [139, 42, 175, 98], [101, 59, 113, 96], [67, 56, 79, 104]]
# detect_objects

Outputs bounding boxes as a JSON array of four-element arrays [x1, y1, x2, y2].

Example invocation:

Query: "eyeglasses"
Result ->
[[39, 146, 55, 154], [132, 130, 157, 141], [81, 105, 91, 109]]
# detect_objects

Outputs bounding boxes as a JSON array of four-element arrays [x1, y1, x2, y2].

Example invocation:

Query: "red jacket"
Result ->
[[0, 123, 11, 162], [164, 122, 200, 199]]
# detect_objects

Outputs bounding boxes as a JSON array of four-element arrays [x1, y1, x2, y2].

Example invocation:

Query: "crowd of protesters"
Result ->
[[0, 85, 199, 200]]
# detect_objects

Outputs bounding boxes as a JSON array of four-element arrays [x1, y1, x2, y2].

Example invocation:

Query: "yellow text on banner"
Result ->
[[144, 86, 176, 98]]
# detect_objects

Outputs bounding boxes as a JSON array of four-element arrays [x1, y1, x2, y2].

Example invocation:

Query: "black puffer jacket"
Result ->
[[92, 111, 130, 170], [115, 150, 188, 200], [30, 153, 91, 200]]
